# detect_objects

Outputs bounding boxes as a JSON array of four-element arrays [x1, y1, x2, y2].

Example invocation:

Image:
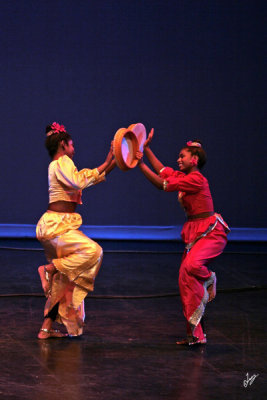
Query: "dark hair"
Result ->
[[184, 139, 207, 169], [45, 124, 72, 159]]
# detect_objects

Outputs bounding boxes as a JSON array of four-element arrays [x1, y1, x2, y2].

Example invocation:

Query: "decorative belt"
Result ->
[[187, 212, 214, 221]]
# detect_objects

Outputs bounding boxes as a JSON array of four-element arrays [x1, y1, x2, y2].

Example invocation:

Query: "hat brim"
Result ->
[[113, 128, 139, 171]]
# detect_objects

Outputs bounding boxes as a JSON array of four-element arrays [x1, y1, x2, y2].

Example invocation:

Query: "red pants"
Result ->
[[178, 222, 227, 341]]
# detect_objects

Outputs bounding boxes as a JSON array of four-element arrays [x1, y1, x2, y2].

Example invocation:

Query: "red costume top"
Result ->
[[159, 167, 228, 245], [160, 167, 214, 216]]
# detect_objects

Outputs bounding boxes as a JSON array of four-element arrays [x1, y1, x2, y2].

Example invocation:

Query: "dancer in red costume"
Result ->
[[136, 130, 229, 345]]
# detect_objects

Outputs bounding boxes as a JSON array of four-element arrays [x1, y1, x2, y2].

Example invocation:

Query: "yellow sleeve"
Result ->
[[55, 155, 105, 190]]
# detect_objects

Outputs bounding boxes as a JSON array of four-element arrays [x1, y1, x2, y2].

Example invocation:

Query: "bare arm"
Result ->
[[97, 141, 114, 174], [138, 158, 164, 190], [104, 159, 116, 175], [144, 147, 164, 174], [143, 128, 164, 173]]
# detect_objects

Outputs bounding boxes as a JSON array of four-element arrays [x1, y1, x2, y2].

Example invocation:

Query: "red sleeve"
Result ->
[[160, 169, 204, 193], [159, 167, 178, 179]]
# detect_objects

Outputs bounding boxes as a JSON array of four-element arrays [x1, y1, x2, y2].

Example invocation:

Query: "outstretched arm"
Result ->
[[144, 147, 164, 174], [143, 129, 164, 173], [136, 151, 164, 190]]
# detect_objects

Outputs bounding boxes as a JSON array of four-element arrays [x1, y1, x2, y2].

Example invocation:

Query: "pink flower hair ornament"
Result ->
[[46, 122, 66, 137], [186, 141, 202, 148]]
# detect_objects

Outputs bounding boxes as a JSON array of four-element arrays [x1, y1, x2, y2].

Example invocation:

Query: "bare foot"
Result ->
[[176, 336, 207, 345], [176, 338, 189, 345], [38, 328, 68, 340]]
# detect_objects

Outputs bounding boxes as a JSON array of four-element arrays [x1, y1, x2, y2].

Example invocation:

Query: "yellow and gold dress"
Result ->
[[36, 155, 105, 336]]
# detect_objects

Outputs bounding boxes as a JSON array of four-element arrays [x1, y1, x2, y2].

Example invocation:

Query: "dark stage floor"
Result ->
[[0, 243, 266, 399]]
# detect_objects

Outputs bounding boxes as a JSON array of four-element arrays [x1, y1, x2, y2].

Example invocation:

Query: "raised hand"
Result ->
[[143, 128, 154, 148]]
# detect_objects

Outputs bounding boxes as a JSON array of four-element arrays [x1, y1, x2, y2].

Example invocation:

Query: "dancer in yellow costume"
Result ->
[[36, 122, 115, 339]]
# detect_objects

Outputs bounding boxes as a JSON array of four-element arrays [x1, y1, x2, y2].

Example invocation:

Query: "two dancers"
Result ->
[[37, 122, 229, 344]]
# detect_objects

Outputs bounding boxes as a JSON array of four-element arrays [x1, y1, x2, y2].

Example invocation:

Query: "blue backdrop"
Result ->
[[1, 0, 266, 228]]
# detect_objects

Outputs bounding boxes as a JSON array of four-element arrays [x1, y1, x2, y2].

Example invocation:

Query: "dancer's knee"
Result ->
[[94, 242, 103, 258], [181, 256, 200, 276], [84, 240, 103, 261]]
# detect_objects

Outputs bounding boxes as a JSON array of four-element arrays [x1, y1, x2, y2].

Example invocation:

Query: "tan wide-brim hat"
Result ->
[[113, 127, 139, 171], [128, 123, 147, 151]]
